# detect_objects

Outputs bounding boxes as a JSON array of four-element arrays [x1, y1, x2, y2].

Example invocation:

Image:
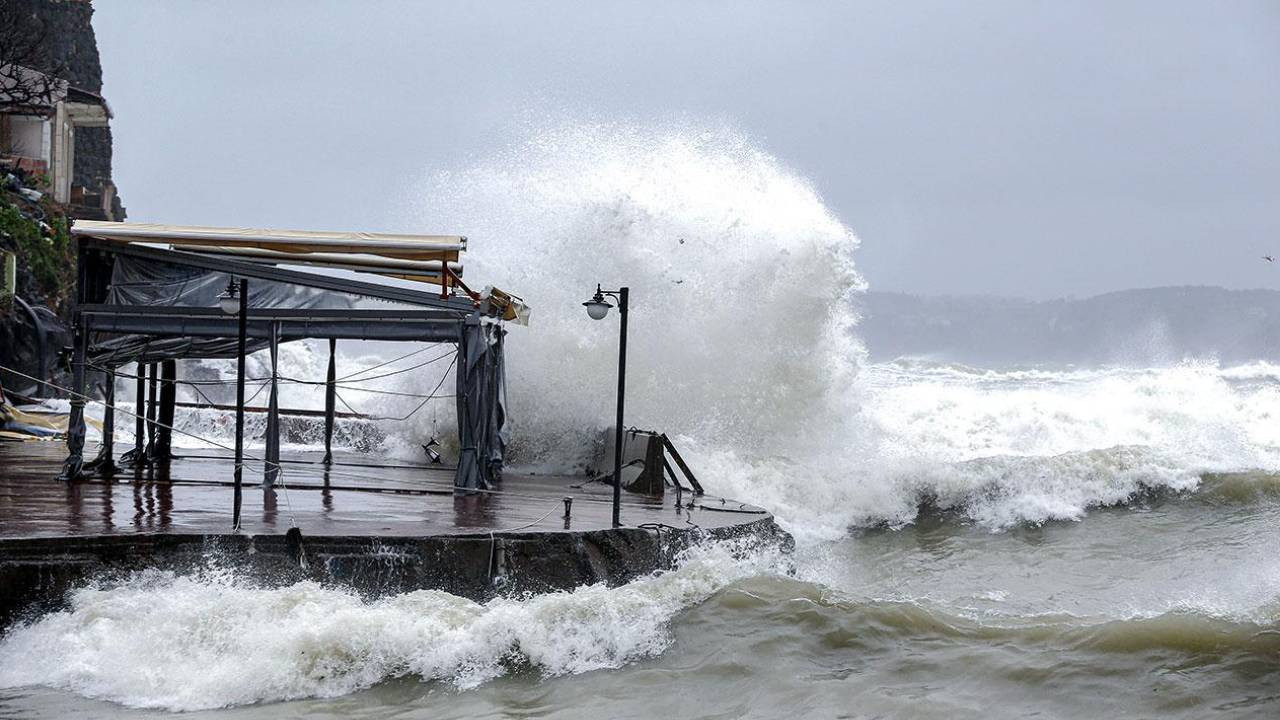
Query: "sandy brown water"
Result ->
[[2, 474, 1276, 719]]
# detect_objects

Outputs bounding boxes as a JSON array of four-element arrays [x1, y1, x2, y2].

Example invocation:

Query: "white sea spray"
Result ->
[[0, 540, 786, 711], [87, 121, 1280, 538]]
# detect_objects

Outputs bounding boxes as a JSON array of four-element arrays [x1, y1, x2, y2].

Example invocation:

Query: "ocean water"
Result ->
[[2, 124, 1277, 717]]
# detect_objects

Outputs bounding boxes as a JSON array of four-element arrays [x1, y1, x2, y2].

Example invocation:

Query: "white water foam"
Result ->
[[400, 120, 877, 538], [105, 120, 1280, 538], [398, 120, 1280, 539], [7, 121, 1280, 713], [855, 360, 1280, 529], [0, 540, 783, 711]]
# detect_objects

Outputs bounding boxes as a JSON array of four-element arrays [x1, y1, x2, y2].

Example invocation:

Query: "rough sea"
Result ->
[[2, 124, 1277, 718]]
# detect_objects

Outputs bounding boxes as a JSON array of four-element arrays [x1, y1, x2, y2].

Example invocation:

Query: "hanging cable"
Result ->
[[94, 362, 276, 386], [331, 353, 458, 422], [280, 349, 457, 392], [337, 344, 440, 381], [92, 350, 459, 400], [92, 347, 453, 389], [0, 364, 300, 529], [184, 375, 270, 409], [328, 348, 456, 384], [320, 385, 448, 399], [2, 364, 657, 526]]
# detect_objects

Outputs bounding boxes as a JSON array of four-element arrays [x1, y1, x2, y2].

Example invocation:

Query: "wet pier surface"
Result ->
[[0, 442, 783, 626], [0, 442, 767, 539]]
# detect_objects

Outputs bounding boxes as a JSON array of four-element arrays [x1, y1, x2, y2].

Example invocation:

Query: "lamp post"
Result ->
[[583, 284, 628, 528], [218, 277, 248, 530]]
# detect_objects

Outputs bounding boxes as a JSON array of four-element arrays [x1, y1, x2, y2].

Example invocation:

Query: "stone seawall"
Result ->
[[0, 517, 790, 629]]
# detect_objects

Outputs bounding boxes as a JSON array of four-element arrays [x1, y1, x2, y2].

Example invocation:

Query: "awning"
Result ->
[[71, 221, 466, 261]]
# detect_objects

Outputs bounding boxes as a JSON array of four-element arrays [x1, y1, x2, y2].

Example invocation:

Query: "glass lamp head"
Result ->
[[218, 279, 240, 315], [583, 285, 612, 320]]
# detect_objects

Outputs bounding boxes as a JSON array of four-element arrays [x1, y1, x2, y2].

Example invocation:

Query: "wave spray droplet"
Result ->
[[408, 120, 870, 537]]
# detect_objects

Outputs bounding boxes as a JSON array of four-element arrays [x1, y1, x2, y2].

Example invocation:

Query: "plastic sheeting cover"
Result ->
[[89, 254, 353, 364], [454, 318, 507, 491]]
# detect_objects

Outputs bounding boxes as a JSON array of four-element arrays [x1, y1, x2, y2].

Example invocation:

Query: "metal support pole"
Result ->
[[323, 337, 336, 465], [99, 372, 115, 466], [144, 362, 158, 460], [57, 313, 88, 481], [88, 369, 117, 473], [264, 322, 280, 488], [611, 287, 628, 528], [661, 433, 705, 495], [155, 360, 176, 461], [124, 361, 146, 465], [232, 278, 248, 530]]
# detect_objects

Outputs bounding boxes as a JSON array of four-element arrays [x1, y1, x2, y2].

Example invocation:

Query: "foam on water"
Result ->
[[86, 121, 1280, 539], [406, 120, 867, 470], [5, 120, 1280, 711], [852, 360, 1280, 529], [396, 120, 1280, 539], [0, 540, 786, 711]]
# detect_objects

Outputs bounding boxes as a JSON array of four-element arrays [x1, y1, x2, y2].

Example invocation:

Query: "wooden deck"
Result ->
[[0, 441, 768, 540]]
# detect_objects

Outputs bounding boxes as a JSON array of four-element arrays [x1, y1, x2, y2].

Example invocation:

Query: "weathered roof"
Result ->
[[0, 63, 109, 116], [71, 221, 466, 259]]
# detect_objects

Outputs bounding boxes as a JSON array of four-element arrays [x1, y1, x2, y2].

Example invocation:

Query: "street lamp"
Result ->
[[583, 286, 612, 320], [217, 278, 240, 315], [583, 283, 629, 528], [220, 276, 249, 530]]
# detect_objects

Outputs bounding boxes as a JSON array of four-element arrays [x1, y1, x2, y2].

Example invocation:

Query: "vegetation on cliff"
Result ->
[[0, 186, 74, 316]]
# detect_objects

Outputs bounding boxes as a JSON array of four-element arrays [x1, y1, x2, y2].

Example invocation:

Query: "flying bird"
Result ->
[[1265, 256, 1275, 262]]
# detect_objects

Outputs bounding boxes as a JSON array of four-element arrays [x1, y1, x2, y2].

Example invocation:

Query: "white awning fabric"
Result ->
[[71, 221, 466, 260]]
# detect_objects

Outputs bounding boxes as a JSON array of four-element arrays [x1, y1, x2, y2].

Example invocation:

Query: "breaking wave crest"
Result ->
[[408, 120, 866, 472], [716, 575, 1280, 657], [853, 360, 1280, 530], [5, 544, 1275, 713], [399, 121, 1280, 536], [0, 540, 788, 711], [112, 121, 1280, 537]]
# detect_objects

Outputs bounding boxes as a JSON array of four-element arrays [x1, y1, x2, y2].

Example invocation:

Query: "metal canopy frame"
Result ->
[[82, 238, 472, 311], [81, 305, 466, 343], [60, 233, 510, 499]]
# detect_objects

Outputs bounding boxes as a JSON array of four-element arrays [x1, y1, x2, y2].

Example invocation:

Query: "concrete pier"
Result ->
[[0, 443, 786, 628]]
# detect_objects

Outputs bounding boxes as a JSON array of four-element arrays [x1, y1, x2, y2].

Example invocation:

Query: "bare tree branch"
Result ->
[[0, 3, 69, 112]]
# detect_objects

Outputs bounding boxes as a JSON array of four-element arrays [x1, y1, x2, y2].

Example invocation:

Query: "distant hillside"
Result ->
[[859, 286, 1280, 366]]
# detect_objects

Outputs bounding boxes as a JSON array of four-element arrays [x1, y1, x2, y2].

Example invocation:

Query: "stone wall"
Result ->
[[72, 125, 115, 210], [5, 0, 124, 218], [6, 0, 102, 92]]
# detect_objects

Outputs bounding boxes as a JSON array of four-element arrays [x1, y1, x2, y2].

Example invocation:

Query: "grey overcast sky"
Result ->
[[93, 1, 1279, 299]]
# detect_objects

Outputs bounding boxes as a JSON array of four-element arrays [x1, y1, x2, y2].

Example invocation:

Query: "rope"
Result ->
[[336, 348, 455, 383], [93, 353, 457, 400], [186, 379, 220, 407], [332, 390, 364, 419], [281, 348, 457, 397], [243, 379, 271, 406], [496, 505, 560, 533], [3, 361, 660, 526], [1, 364, 300, 529], [182, 374, 270, 409], [103, 367, 270, 440], [93, 363, 274, 385], [12, 362, 648, 516], [94, 351, 455, 426], [331, 353, 458, 422], [488, 504, 561, 584], [321, 385, 450, 399], [336, 344, 433, 381]]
